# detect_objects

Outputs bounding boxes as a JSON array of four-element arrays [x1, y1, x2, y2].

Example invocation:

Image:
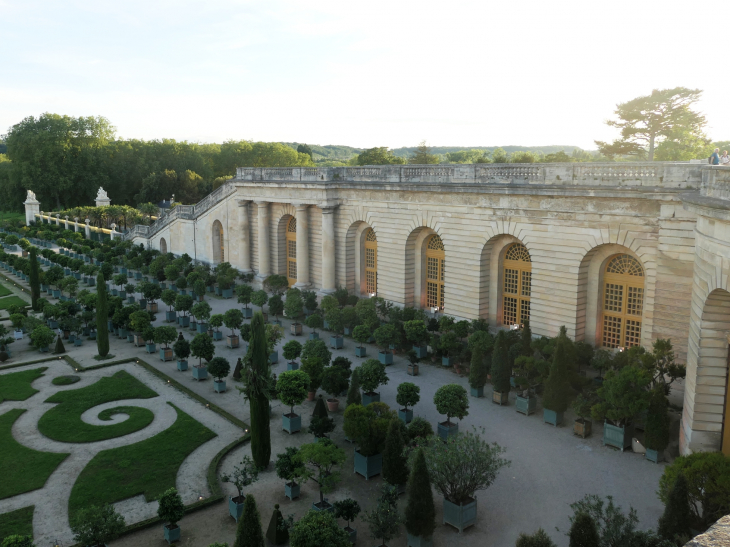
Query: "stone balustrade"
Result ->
[[700, 166, 730, 200]]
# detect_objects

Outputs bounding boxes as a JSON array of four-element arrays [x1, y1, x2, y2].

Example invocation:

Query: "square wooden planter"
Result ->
[[192, 365, 208, 381], [398, 408, 413, 424], [283, 413, 301, 434], [602, 421, 634, 451], [177, 360, 188, 371], [470, 386, 484, 398], [242, 307, 253, 319], [291, 323, 302, 335], [355, 346, 367, 358], [330, 335, 344, 349], [379, 350, 393, 365], [214, 380, 227, 393], [443, 497, 477, 533], [269, 351, 278, 364], [163, 524, 181, 544], [362, 391, 380, 406], [437, 421, 459, 442], [229, 496, 244, 521], [309, 332, 320, 340], [147, 302, 158, 313], [285, 481, 300, 500], [179, 316, 190, 328], [573, 419, 592, 438], [407, 533, 433, 547], [492, 390, 509, 405], [412, 345, 428, 359], [212, 331, 223, 341], [407, 363, 419, 376], [354, 450, 382, 480], [645, 448, 664, 463], [226, 335, 240, 349], [543, 408, 564, 426], [516, 395, 537, 416], [159, 348, 173, 362]]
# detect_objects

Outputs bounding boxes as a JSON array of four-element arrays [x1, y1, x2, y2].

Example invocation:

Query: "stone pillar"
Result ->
[[73, 218, 79, 232], [294, 204, 310, 288], [55, 214, 60, 227], [23, 193, 40, 226], [238, 200, 252, 273], [320, 206, 337, 294], [84, 219, 91, 240], [95, 188, 111, 208], [255, 201, 270, 280], [110, 223, 117, 241], [64, 216, 69, 230]]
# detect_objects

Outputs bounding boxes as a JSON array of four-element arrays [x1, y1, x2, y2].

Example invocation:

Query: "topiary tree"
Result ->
[[352, 324, 370, 351], [407, 417, 434, 442], [343, 402, 395, 457], [264, 274, 289, 296], [157, 488, 185, 532], [644, 387, 670, 454], [346, 368, 362, 407], [95, 273, 109, 357], [301, 356, 324, 394], [154, 325, 177, 348], [70, 504, 126, 547], [591, 365, 651, 428], [373, 323, 399, 353], [321, 366, 349, 400], [542, 335, 574, 413], [251, 289, 268, 311], [299, 438, 347, 508], [224, 308, 244, 337], [491, 331, 511, 394], [29, 247, 40, 311], [396, 382, 420, 413], [404, 319, 429, 350], [234, 494, 265, 547], [54, 335, 66, 354], [468, 330, 493, 390], [209, 313, 224, 333], [275, 446, 306, 489], [302, 338, 332, 366], [174, 294, 194, 319], [333, 498, 361, 534], [516, 529, 557, 547], [433, 384, 469, 426], [405, 449, 435, 542], [207, 357, 231, 382], [269, 294, 284, 322], [282, 340, 303, 364], [309, 395, 335, 438], [358, 359, 389, 396], [173, 338, 190, 361], [236, 283, 254, 309], [290, 509, 350, 547], [243, 311, 273, 469], [191, 301, 212, 325], [277, 370, 311, 416], [191, 332, 215, 366], [161, 288, 177, 312], [284, 289, 304, 322], [382, 418, 409, 488], [305, 313, 323, 334], [266, 504, 289, 546], [30, 325, 55, 351], [657, 473, 692, 544], [568, 512, 600, 547]]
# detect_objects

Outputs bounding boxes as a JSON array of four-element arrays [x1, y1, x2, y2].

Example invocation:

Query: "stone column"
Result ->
[[84, 219, 91, 240], [23, 193, 40, 226], [294, 204, 310, 288], [238, 200, 252, 273], [55, 214, 60, 227], [73, 218, 79, 232], [255, 201, 270, 280], [64, 216, 69, 230], [320, 206, 337, 294]]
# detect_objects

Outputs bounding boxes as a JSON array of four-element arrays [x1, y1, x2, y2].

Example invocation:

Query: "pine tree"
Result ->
[[54, 335, 66, 354], [247, 312, 271, 469], [657, 473, 692, 545], [491, 331, 510, 394], [404, 449, 435, 539], [346, 368, 362, 407], [543, 336, 572, 413], [382, 419, 409, 488], [265, 504, 288, 545], [29, 247, 40, 311], [96, 273, 109, 357], [568, 512, 600, 547], [234, 494, 265, 547]]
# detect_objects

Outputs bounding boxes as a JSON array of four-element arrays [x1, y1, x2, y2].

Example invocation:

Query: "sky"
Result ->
[[1, 0, 728, 150]]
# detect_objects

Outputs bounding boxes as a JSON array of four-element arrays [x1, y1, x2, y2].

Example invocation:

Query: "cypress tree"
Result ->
[[520, 320, 532, 357], [96, 273, 109, 357], [491, 331, 510, 394], [346, 368, 362, 407], [404, 449, 435, 540], [248, 312, 271, 469], [233, 357, 243, 381], [54, 335, 66, 354], [265, 504, 288, 545], [382, 419, 409, 488], [657, 473, 692, 544], [543, 336, 572, 413], [234, 494, 265, 547], [312, 394, 329, 418], [29, 247, 40, 311], [568, 512, 600, 547]]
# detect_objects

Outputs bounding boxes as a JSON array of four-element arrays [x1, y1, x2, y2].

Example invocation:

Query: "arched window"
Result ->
[[365, 228, 377, 295], [159, 237, 167, 254], [503, 243, 531, 326], [602, 254, 644, 348], [426, 234, 445, 310], [286, 217, 297, 286], [212, 220, 224, 264]]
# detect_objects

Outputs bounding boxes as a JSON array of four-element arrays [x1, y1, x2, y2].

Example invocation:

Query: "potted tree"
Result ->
[[321, 365, 350, 412], [285, 288, 305, 335], [207, 356, 231, 393], [155, 325, 177, 362], [289, 506, 350, 547], [144, 327, 156, 354], [362, 484, 402, 547], [438, 331, 461, 367], [125, 283, 136, 304], [404, 320, 429, 359], [326, 307, 345, 349], [191, 301, 211, 334], [283, 340, 303, 371], [405, 449, 436, 547], [299, 438, 347, 512], [591, 365, 651, 451], [434, 384, 469, 441], [209, 313, 224, 341], [251, 289, 269, 322], [374, 323, 398, 365], [571, 393, 594, 438], [224, 308, 243, 348], [305, 313, 323, 340], [343, 402, 395, 479], [644, 388, 670, 463], [513, 354, 546, 417], [352, 325, 370, 358], [113, 273, 127, 298], [70, 503, 126, 547], [30, 324, 55, 352], [396, 382, 420, 424], [129, 310, 150, 347], [490, 331, 510, 405], [236, 283, 254, 319], [333, 498, 361, 544], [277, 369, 311, 434], [358, 359, 389, 406], [174, 338, 190, 371], [157, 487, 185, 544], [142, 282, 162, 313], [468, 331, 492, 397], [221, 455, 258, 521], [275, 446, 306, 500], [309, 394, 335, 439], [542, 335, 573, 426], [162, 289, 177, 322], [174, 294, 193, 328], [191, 332, 215, 381], [420, 426, 509, 532], [382, 418, 409, 493]]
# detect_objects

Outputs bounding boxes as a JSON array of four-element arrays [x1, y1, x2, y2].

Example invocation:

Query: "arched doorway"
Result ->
[[212, 220, 224, 264], [601, 254, 644, 348], [502, 242, 531, 326], [160, 237, 167, 254], [365, 228, 377, 295], [426, 234, 445, 310], [286, 216, 297, 286]]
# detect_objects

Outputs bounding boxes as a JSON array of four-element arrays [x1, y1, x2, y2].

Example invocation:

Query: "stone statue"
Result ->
[[26, 190, 36, 201], [96, 187, 108, 199]]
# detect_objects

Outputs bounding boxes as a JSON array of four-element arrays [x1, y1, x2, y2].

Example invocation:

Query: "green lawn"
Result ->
[[38, 370, 158, 443], [0, 409, 69, 500], [0, 368, 47, 403], [0, 506, 34, 542], [0, 296, 29, 310], [68, 403, 217, 519], [0, 282, 12, 298]]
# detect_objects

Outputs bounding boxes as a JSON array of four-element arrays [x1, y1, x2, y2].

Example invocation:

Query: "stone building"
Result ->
[[28, 162, 730, 456]]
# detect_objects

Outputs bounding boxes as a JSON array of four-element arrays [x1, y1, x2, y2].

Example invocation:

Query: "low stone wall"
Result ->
[[685, 515, 730, 546]]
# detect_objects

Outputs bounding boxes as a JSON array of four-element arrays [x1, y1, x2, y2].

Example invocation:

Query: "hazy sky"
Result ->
[[1, 0, 727, 150]]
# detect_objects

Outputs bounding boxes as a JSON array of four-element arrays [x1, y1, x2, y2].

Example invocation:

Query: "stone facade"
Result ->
[[26, 162, 730, 456]]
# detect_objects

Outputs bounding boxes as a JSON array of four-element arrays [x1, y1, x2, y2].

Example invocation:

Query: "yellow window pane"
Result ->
[[625, 319, 642, 347], [521, 271, 531, 297], [604, 283, 623, 313], [288, 260, 297, 280], [504, 268, 518, 295], [503, 296, 517, 326], [288, 240, 296, 259], [366, 270, 376, 294], [519, 299, 530, 325], [626, 286, 643, 316], [602, 315, 622, 348], [427, 257, 439, 281], [366, 248, 375, 269], [427, 282, 439, 308]]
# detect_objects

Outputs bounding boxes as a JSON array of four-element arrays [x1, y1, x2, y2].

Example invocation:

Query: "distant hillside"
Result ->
[[280, 142, 362, 161]]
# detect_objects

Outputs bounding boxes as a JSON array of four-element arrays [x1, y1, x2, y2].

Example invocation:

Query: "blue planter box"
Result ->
[[399, 408, 413, 424], [52, 289, 61, 298], [135, 272, 142, 280], [73, 338, 82, 347], [111, 289, 118, 296], [163, 524, 181, 544], [312, 500, 334, 512], [215, 286, 222, 296], [354, 450, 382, 480], [442, 356, 454, 367], [127, 334, 134, 343], [543, 408, 564, 426], [213, 331, 223, 341], [229, 497, 245, 521], [413, 345, 428, 359], [189, 321, 197, 331], [179, 316, 190, 328], [269, 351, 278, 364], [346, 527, 357, 544], [139, 299, 147, 309], [222, 288, 233, 299], [214, 380, 226, 393], [516, 396, 537, 416], [192, 366, 208, 381], [407, 533, 433, 547], [355, 346, 367, 358], [283, 413, 301, 434], [165, 311, 176, 323], [443, 497, 477, 532], [309, 332, 320, 340], [285, 481, 300, 500], [470, 386, 484, 398], [379, 351, 393, 365], [197, 322, 207, 333], [89, 332, 97, 340], [146, 343, 156, 353], [437, 422, 459, 442], [118, 291, 126, 299], [362, 391, 380, 406], [160, 348, 173, 361], [39, 346, 49, 353], [287, 361, 299, 371], [510, 376, 517, 388], [127, 296, 136, 304], [207, 285, 214, 293], [603, 422, 634, 451], [177, 360, 188, 371], [49, 320, 58, 329], [242, 307, 253, 319], [118, 328, 128, 339], [645, 448, 664, 463], [226, 335, 239, 348], [323, 319, 330, 329]]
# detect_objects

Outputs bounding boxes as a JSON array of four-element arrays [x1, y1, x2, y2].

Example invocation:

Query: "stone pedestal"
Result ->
[[23, 193, 40, 226]]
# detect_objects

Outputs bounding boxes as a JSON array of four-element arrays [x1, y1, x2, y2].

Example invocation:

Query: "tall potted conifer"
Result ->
[[405, 449, 435, 547]]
